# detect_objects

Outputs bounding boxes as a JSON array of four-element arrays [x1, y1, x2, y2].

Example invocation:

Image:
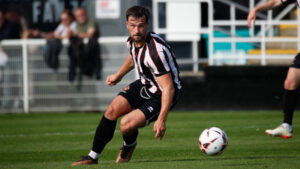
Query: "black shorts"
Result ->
[[290, 53, 300, 68], [118, 80, 179, 125]]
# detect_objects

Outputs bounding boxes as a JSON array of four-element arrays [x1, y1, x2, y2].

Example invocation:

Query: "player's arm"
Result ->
[[247, 0, 283, 28], [153, 73, 175, 140], [106, 53, 134, 86]]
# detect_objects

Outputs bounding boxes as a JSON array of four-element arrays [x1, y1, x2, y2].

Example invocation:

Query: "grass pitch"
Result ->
[[0, 111, 300, 169]]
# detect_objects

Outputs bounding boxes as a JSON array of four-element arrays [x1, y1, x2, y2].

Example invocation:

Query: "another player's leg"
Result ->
[[72, 96, 132, 165], [116, 109, 146, 163], [266, 67, 300, 138]]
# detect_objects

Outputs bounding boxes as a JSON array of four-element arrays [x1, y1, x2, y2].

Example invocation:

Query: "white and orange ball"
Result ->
[[198, 127, 228, 155]]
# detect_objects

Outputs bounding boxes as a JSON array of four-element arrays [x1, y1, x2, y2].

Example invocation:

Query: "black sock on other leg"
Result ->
[[91, 115, 117, 154], [123, 130, 138, 146], [283, 89, 297, 125]]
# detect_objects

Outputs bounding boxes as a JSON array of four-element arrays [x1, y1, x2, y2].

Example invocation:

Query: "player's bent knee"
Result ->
[[120, 118, 134, 135], [104, 104, 119, 120], [284, 79, 297, 90], [120, 118, 129, 134]]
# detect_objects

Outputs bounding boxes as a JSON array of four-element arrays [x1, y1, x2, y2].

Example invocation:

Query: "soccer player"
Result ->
[[247, 0, 299, 139], [72, 6, 181, 165]]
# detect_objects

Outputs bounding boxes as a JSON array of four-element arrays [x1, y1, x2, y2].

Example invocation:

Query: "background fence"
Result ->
[[0, 38, 136, 113], [1, 0, 299, 113]]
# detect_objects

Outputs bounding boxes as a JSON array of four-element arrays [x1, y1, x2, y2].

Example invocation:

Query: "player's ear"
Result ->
[[126, 21, 129, 29]]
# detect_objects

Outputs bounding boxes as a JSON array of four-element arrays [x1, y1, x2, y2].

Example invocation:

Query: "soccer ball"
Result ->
[[198, 127, 228, 155]]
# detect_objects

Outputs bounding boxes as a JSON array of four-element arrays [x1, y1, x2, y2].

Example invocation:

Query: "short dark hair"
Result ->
[[62, 9, 75, 21], [126, 6, 150, 22]]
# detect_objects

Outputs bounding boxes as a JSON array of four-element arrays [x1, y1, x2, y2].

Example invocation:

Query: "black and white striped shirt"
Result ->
[[127, 32, 182, 95]]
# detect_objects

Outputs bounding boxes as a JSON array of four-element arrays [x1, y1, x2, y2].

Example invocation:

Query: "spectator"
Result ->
[[74, 8, 99, 39], [0, 10, 20, 40], [68, 7, 101, 82], [5, 10, 22, 39], [54, 9, 76, 40], [44, 10, 76, 70]]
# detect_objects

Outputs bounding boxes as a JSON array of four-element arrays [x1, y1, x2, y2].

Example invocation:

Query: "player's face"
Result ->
[[126, 16, 149, 44]]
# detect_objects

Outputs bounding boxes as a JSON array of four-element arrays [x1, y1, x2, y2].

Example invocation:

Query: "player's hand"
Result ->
[[153, 120, 166, 140], [247, 9, 257, 28], [106, 73, 122, 86]]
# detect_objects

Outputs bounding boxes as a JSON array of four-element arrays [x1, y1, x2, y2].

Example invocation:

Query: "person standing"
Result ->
[[247, 0, 300, 139]]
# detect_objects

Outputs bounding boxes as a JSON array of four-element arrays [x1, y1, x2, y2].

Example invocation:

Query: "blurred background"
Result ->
[[0, 0, 299, 113]]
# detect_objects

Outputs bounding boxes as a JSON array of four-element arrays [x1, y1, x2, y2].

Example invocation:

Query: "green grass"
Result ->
[[0, 111, 300, 169]]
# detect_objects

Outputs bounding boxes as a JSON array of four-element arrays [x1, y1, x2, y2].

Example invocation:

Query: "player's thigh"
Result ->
[[104, 95, 132, 120], [285, 67, 300, 89], [120, 109, 147, 134]]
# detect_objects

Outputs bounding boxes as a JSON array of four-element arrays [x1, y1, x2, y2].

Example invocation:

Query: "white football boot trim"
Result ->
[[265, 124, 292, 139]]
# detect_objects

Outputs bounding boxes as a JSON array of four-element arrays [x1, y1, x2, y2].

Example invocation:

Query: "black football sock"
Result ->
[[283, 89, 297, 125], [123, 130, 138, 147], [91, 115, 117, 154]]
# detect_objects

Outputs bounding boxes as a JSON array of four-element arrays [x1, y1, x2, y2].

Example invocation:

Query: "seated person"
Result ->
[[54, 9, 76, 40], [44, 10, 77, 70], [68, 7, 101, 82], [74, 7, 99, 39]]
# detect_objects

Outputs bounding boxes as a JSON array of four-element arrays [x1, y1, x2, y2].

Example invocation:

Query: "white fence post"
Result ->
[[261, 24, 267, 66], [267, 10, 273, 37], [192, 40, 199, 72], [152, 0, 159, 33], [249, 0, 255, 37], [208, 0, 214, 66], [230, 4, 236, 60], [22, 40, 29, 113]]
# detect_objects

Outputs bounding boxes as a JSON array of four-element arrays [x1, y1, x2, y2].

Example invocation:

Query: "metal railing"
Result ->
[[152, 0, 300, 67], [0, 37, 135, 113], [211, 1, 300, 66]]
